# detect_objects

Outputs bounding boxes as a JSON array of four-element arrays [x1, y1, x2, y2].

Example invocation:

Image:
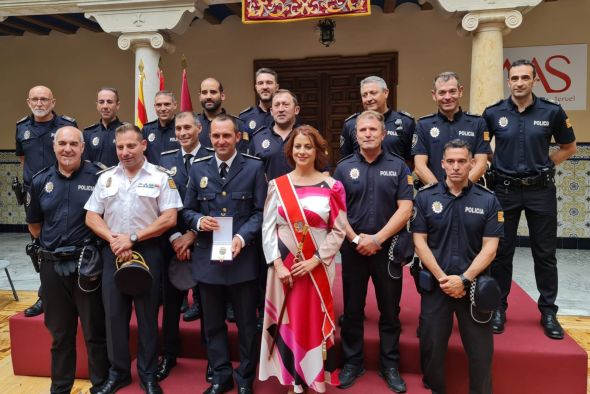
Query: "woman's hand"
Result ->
[[291, 255, 321, 278], [273, 258, 293, 288]]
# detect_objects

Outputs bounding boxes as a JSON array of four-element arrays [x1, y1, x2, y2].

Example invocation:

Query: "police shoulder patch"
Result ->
[[344, 112, 360, 122], [418, 183, 437, 192], [419, 113, 436, 120], [240, 106, 254, 115], [399, 110, 414, 119], [540, 97, 560, 106], [336, 153, 354, 165], [32, 166, 51, 179], [60, 115, 76, 124], [161, 149, 180, 156], [240, 152, 261, 160], [84, 123, 99, 131], [193, 155, 213, 164], [97, 165, 116, 175], [474, 183, 494, 194], [16, 115, 29, 125]]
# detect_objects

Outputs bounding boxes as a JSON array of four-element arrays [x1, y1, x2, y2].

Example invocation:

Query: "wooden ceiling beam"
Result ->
[[52, 14, 102, 33], [18, 16, 77, 34], [1, 18, 50, 35]]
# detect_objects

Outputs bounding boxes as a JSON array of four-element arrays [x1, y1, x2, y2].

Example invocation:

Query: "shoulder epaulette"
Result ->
[[399, 110, 414, 119], [540, 97, 560, 106], [240, 106, 254, 115], [240, 152, 261, 160], [344, 113, 360, 122], [161, 149, 179, 156], [97, 165, 115, 175], [142, 119, 157, 126], [386, 151, 406, 162], [60, 115, 76, 124], [464, 111, 482, 117], [419, 113, 436, 120], [486, 99, 504, 109], [418, 183, 437, 192], [252, 126, 267, 137], [156, 165, 174, 176], [474, 183, 494, 193], [193, 155, 212, 164], [84, 123, 99, 131], [205, 147, 215, 152], [16, 115, 29, 125], [337, 153, 354, 164], [93, 161, 108, 170], [32, 166, 51, 179]]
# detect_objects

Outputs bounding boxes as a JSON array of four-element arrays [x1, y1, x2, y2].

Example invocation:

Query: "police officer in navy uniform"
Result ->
[[83, 87, 124, 167], [340, 76, 415, 164], [183, 114, 267, 394], [143, 90, 179, 164], [156, 111, 209, 381], [482, 59, 577, 339], [85, 124, 183, 394], [334, 110, 413, 393], [197, 77, 249, 154], [16, 85, 77, 318], [250, 89, 301, 181], [413, 72, 491, 185], [26, 126, 109, 394], [239, 68, 279, 134], [412, 139, 504, 394]]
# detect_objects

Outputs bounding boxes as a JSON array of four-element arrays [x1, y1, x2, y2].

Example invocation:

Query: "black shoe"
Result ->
[[379, 367, 407, 393], [203, 380, 234, 394], [541, 313, 564, 340], [180, 296, 189, 313], [338, 363, 365, 389], [155, 356, 176, 381], [226, 304, 236, 323], [24, 298, 43, 317], [95, 378, 132, 394], [140, 380, 163, 394], [237, 385, 253, 394], [206, 362, 213, 383], [183, 303, 201, 322], [491, 309, 505, 334]]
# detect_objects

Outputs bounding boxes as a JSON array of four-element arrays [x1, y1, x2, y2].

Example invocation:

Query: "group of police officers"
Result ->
[[16, 59, 576, 394]]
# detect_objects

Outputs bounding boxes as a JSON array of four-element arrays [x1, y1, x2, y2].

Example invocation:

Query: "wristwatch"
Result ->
[[460, 274, 471, 290], [352, 235, 360, 245], [130, 232, 139, 244]]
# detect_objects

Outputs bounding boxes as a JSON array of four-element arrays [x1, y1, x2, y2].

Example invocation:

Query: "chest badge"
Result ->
[[432, 201, 443, 214], [106, 177, 112, 188], [498, 117, 509, 128], [200, 176, 208, 189], [430, 127, 440, 138], [45, 182, 54, 193], [24, 130, 31, 140], [349, 168, 360, 180], [148, 133, 156, 142], [249, 120, 256, 130], [92, 136, 100, 146], [261, 139, 270, 149], [170, 166, 177, 176]]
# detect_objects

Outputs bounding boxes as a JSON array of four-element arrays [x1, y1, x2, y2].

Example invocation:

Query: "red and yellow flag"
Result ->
[[136, 60, 148, 128]]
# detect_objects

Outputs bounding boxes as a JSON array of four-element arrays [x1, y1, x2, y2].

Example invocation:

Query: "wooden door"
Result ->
[[254, 53, 398, 167]]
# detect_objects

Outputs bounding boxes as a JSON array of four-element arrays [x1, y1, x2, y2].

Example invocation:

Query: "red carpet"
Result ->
[[9, 266, 588, 393]]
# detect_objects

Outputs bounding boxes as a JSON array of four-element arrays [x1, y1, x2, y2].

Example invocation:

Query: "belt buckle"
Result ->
[[521, 177, 535, 186]]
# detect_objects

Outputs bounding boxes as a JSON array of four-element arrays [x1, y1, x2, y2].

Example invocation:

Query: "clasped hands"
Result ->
[[439, 274, 466, 298], [354, 233, 382, 256], [273, 254, 322, 288], [109, 233, 133, 262]]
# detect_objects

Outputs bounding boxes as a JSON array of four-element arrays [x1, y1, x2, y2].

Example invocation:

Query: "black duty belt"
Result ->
[[494, 168, 555, 188], [39, 248, 83, 263]]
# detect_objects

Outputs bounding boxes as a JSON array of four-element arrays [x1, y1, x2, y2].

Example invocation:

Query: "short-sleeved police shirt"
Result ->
[[334, 151, 414, 235], [482, 95, 575, 176], [340, 109, 415, 160], [83, 118, 124, 167], [412, 110, 492, 181], [142, 118, 178, 165], [15, 113, 77, 185], [239, 105, 273, 135], [26, 161, 100, 250], [411, 182, 504, 275], [250, 123, 294, 181]]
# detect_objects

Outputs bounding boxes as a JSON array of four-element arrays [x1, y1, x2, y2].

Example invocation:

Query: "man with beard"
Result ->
[[143, 90, 179, 164], [83, 87, 125, 167], [16, 85, 77, 318], [239, 68, 279, 135]]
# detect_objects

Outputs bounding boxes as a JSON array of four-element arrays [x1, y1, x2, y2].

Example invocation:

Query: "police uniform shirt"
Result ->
[[142, 118, 178, 165], [482, 95, 575, 176], [197, 110, 250, 151], [412, 110, 492, 181], [84, 159, 183, 233], [239, 105, 273, 135], [411, 182, 504, 275], [26, 161, 99, 251], [250, 123, 295, 181], [83, 118, 124, 167], [340, 109, 415, 160], [15, 112, 77, 185], [333, 151, 414, 235]]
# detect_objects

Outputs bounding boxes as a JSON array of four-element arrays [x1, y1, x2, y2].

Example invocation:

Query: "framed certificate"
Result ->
[[211, 216, 233, 263]]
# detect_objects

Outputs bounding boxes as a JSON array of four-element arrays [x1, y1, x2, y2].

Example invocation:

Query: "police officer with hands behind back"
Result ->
[[413, 72, 491, 185], [412, 139, 503, 394], [482, 59, 577, 339], [85, 123, 183, 394], [26, 126, 109, 394], [16, 85, 77, 318]]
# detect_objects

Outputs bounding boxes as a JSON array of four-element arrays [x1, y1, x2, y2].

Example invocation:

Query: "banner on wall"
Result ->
[[242, 0, 370, 23], [503, 44, 587, 110]]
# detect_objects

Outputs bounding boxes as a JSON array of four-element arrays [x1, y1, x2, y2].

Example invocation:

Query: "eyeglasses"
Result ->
[[28, 97, 53, 104]]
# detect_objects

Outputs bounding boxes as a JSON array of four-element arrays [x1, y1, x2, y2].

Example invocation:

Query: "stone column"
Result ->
[[118, 33, 175, 121], [461, 10, 523, 115]]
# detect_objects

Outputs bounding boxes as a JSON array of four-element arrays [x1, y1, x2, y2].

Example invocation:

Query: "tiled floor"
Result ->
[[0, 233, 589, 316]]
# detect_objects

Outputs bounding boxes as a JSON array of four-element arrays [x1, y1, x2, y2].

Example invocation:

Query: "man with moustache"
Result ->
[[83, 87, 125, 167], [26, 126, 109, 394], [16, 85, 77, 318], [143, 91, 179, 164], [239, 68, 279, 134]]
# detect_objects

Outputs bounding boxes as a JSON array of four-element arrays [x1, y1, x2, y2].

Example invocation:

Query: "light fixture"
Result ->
[[317, 18, 336, 47]]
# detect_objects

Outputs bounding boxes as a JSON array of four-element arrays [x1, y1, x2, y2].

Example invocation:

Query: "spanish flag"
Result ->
[[136, 60, 148, 129]]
